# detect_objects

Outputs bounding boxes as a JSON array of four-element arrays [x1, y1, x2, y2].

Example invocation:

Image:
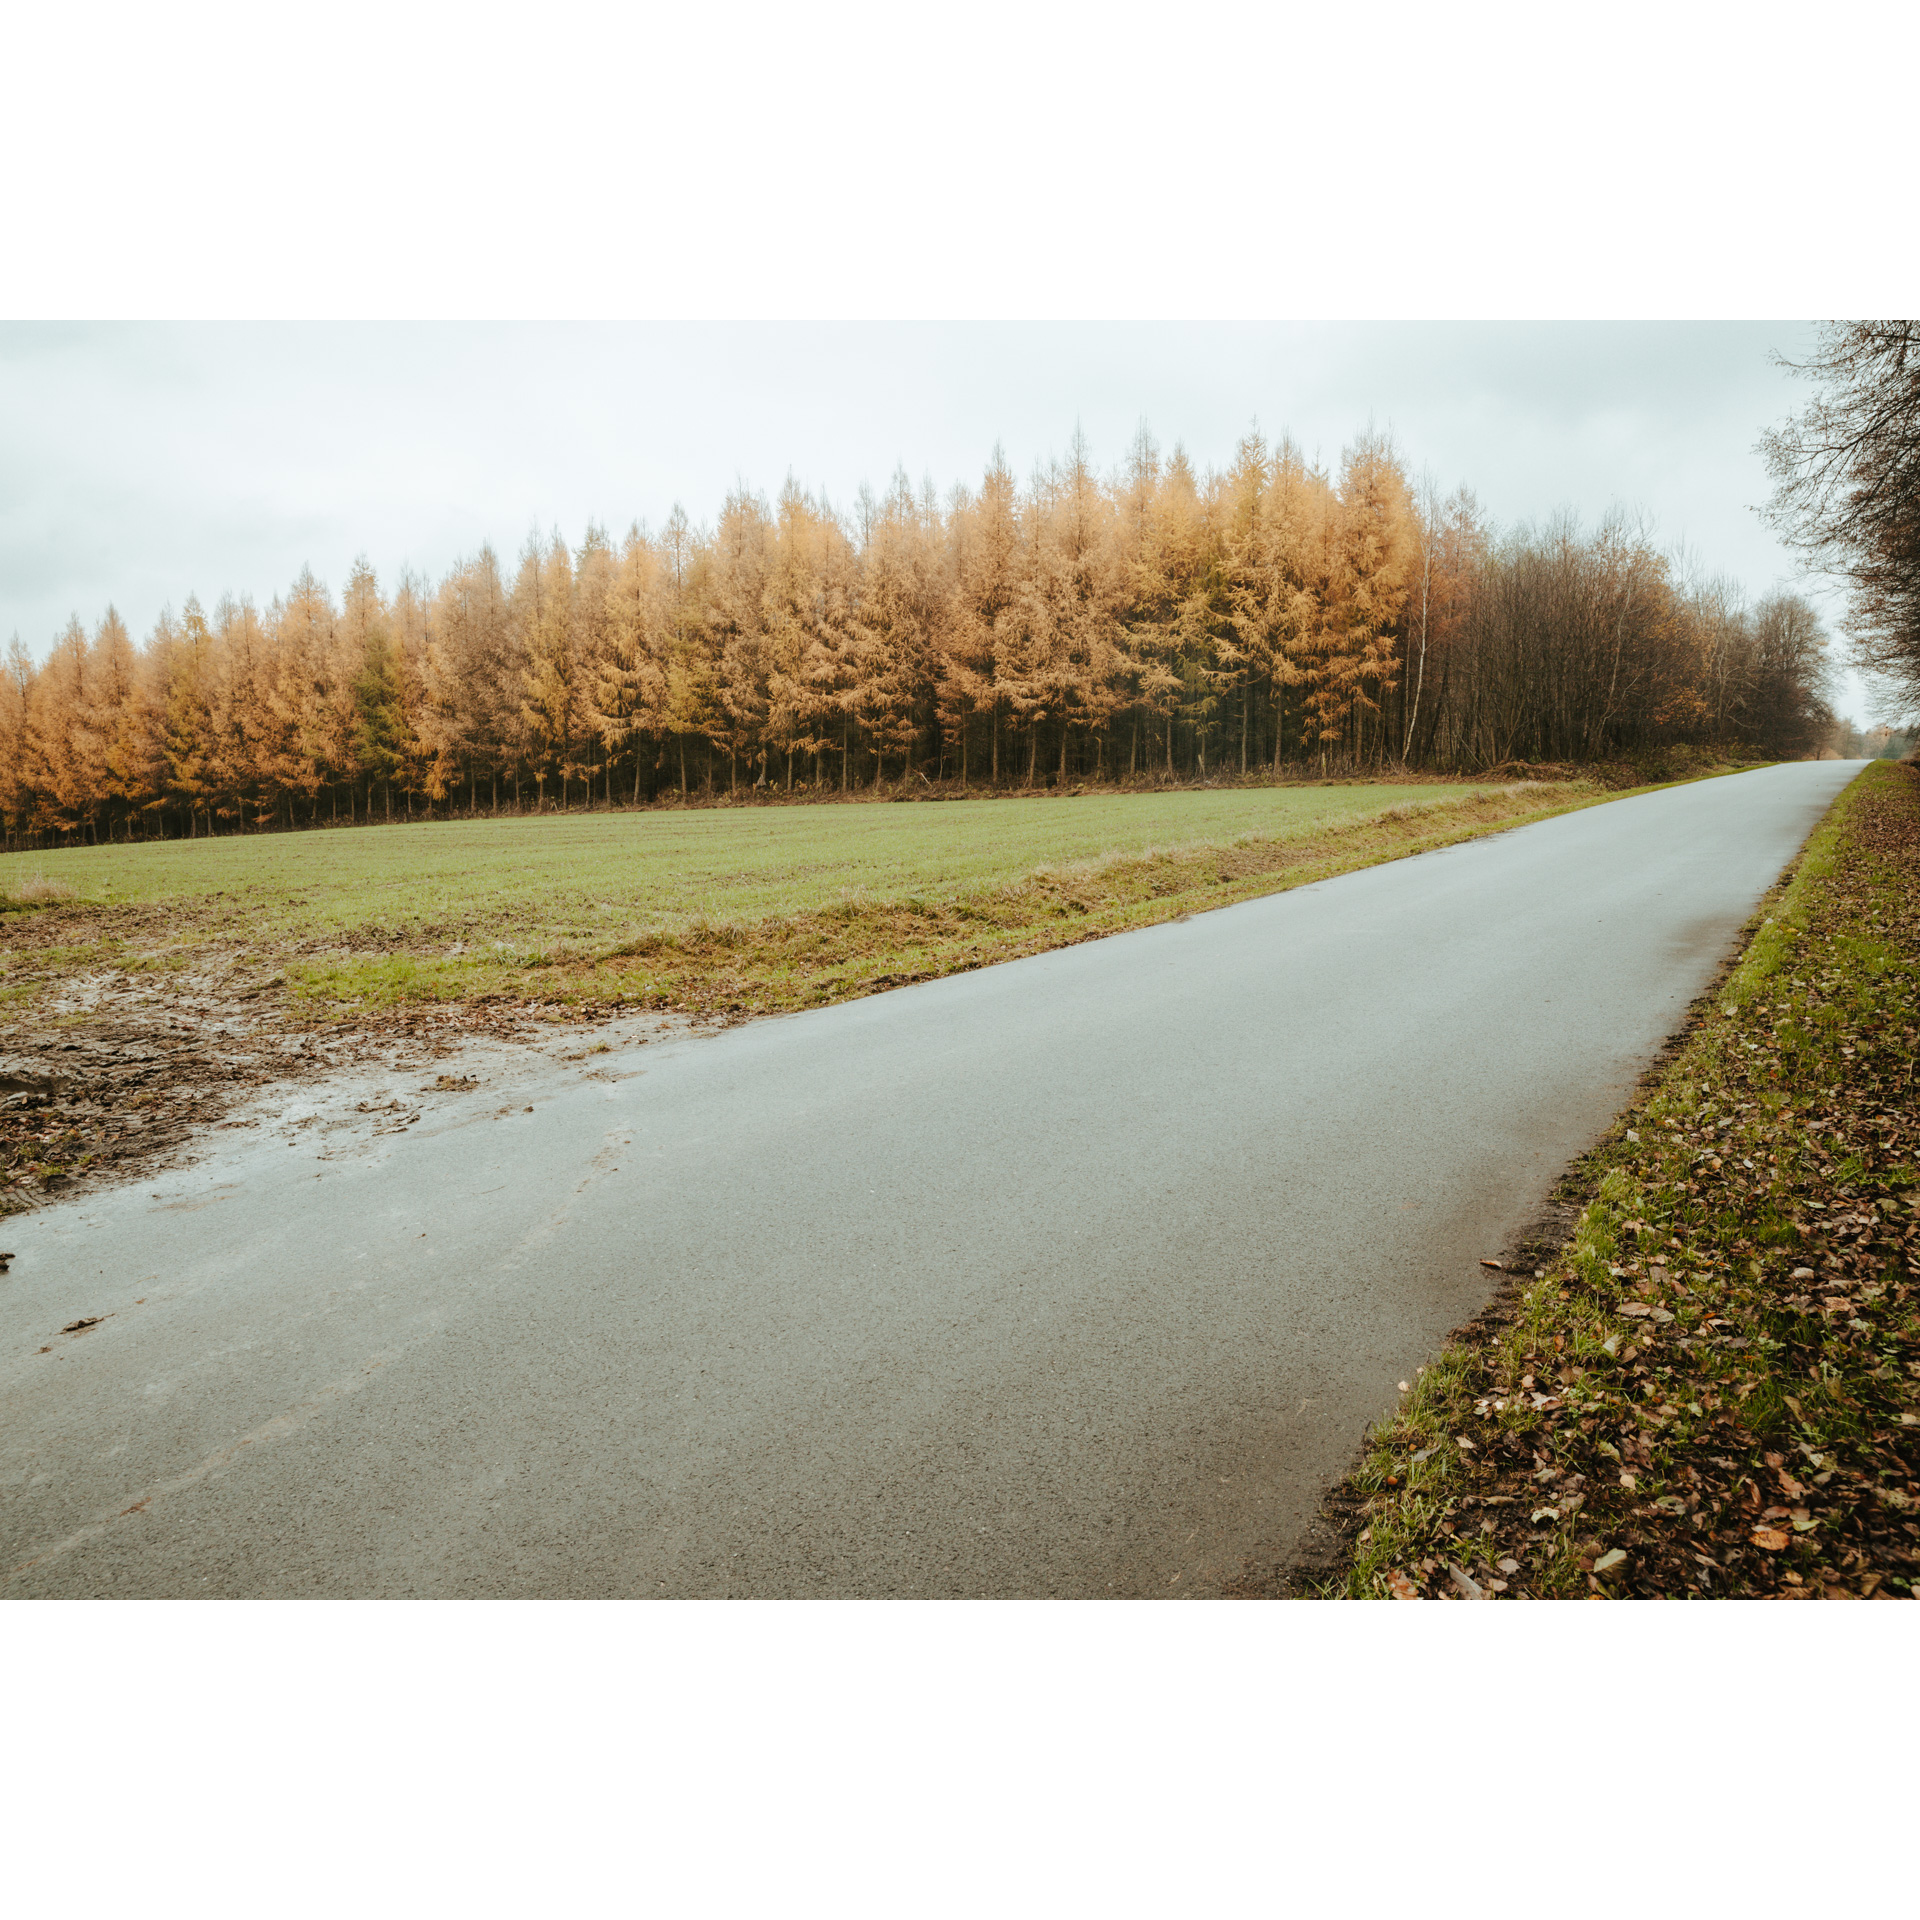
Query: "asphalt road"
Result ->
[[1, 761, 1865, 1597]]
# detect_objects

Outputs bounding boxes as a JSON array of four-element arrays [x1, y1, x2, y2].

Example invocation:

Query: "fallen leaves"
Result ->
[[1308, 762, 1920, 1602]]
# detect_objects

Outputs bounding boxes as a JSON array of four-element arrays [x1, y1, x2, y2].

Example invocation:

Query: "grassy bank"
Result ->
[[1306, 759, 1920, 1601], [0, 764, 1770, 1216], [0, 777, 1601, 1018]]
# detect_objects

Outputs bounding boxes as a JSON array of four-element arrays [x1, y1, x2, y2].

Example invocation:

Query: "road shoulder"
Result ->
[[1243, 760, 1920, 1600]]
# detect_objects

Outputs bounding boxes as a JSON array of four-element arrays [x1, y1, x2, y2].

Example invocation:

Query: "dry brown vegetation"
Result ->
[[557, 781, 1586, 1018], [0, 873, 76, 908]]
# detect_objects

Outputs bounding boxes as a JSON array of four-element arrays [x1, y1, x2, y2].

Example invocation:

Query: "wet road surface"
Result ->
[[1, 761, 1863, 1596]]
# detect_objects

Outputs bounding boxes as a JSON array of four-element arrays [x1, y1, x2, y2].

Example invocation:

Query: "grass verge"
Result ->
[[0, 763, 1770, 1214], [276, 777, 1716, 1016], [5, 770, 1772, 1022], [1304, 760, 1920, 1601]]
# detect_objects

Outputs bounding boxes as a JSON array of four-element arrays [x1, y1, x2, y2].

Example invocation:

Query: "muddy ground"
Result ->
[[1, 905, 704, 1217]]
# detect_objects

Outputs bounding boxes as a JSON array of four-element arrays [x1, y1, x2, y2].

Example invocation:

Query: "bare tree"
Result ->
[[1761, 321, 1920, 716]]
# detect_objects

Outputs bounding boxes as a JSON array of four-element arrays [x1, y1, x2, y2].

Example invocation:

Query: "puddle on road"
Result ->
[[210, 1010, 702, 1178]]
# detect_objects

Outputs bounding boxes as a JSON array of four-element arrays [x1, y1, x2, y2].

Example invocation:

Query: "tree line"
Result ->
[[3, 425, 1838, 844]]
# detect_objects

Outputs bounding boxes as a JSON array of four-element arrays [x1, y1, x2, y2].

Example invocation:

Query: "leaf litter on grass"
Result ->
[[1254, 761, 1920, 1601]]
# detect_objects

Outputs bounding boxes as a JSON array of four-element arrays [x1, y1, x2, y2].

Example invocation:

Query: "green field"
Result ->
[[3, 785, 1451, 931], [1, 780, 1593, 1016]]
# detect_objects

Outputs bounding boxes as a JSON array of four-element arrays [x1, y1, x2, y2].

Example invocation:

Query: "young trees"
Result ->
[[570, 527, 617, 806], [25, 617, 94, 835], [3, 418, 1849, 844], [1213, 429, 1276, 776], [159, 600, 215, 836], [0, 638, 32, 839], [594, 526, 671, 802], [515, 533, 582, 810], [1310, 433, 1416, 766], [850, 470, 940, 787], [269, 568, 339, 822], [942, 449, 1021, 785], [204, 596, 270, 828], [425, 547, 514, 811], [657, 505, 719, 797], [86, 609, 142, 836], [1399, 483, 1484, 766], [1043, 430, 1123, 781], [1113, 437, 1205, 778], [703, 491, 775, 792], [353, 625, 409, 824]]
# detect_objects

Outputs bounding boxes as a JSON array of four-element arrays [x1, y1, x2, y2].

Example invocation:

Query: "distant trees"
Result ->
[[1763, 321, 1920, 718], [1742, 593, 1834, 760], [0, 425, 1845, 846]]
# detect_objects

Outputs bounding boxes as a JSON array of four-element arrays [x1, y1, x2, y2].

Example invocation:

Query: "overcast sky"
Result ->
[[0, 320, 1887, 722]]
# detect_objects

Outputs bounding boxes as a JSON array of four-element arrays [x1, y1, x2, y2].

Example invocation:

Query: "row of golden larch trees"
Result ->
[[2, 427, 1835, 842]]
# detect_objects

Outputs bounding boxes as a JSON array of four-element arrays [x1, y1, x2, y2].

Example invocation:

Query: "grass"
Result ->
[[0, 872, 76, 910], [1307, 759, 1920, 1601], [0, 778, 1623, 1017], [0, 784, 1472, 932]]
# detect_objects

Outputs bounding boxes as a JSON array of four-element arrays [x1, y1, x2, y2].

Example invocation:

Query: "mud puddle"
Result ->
[[226, 1010, 698, 1175], [2, 962, 707, 1216]]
